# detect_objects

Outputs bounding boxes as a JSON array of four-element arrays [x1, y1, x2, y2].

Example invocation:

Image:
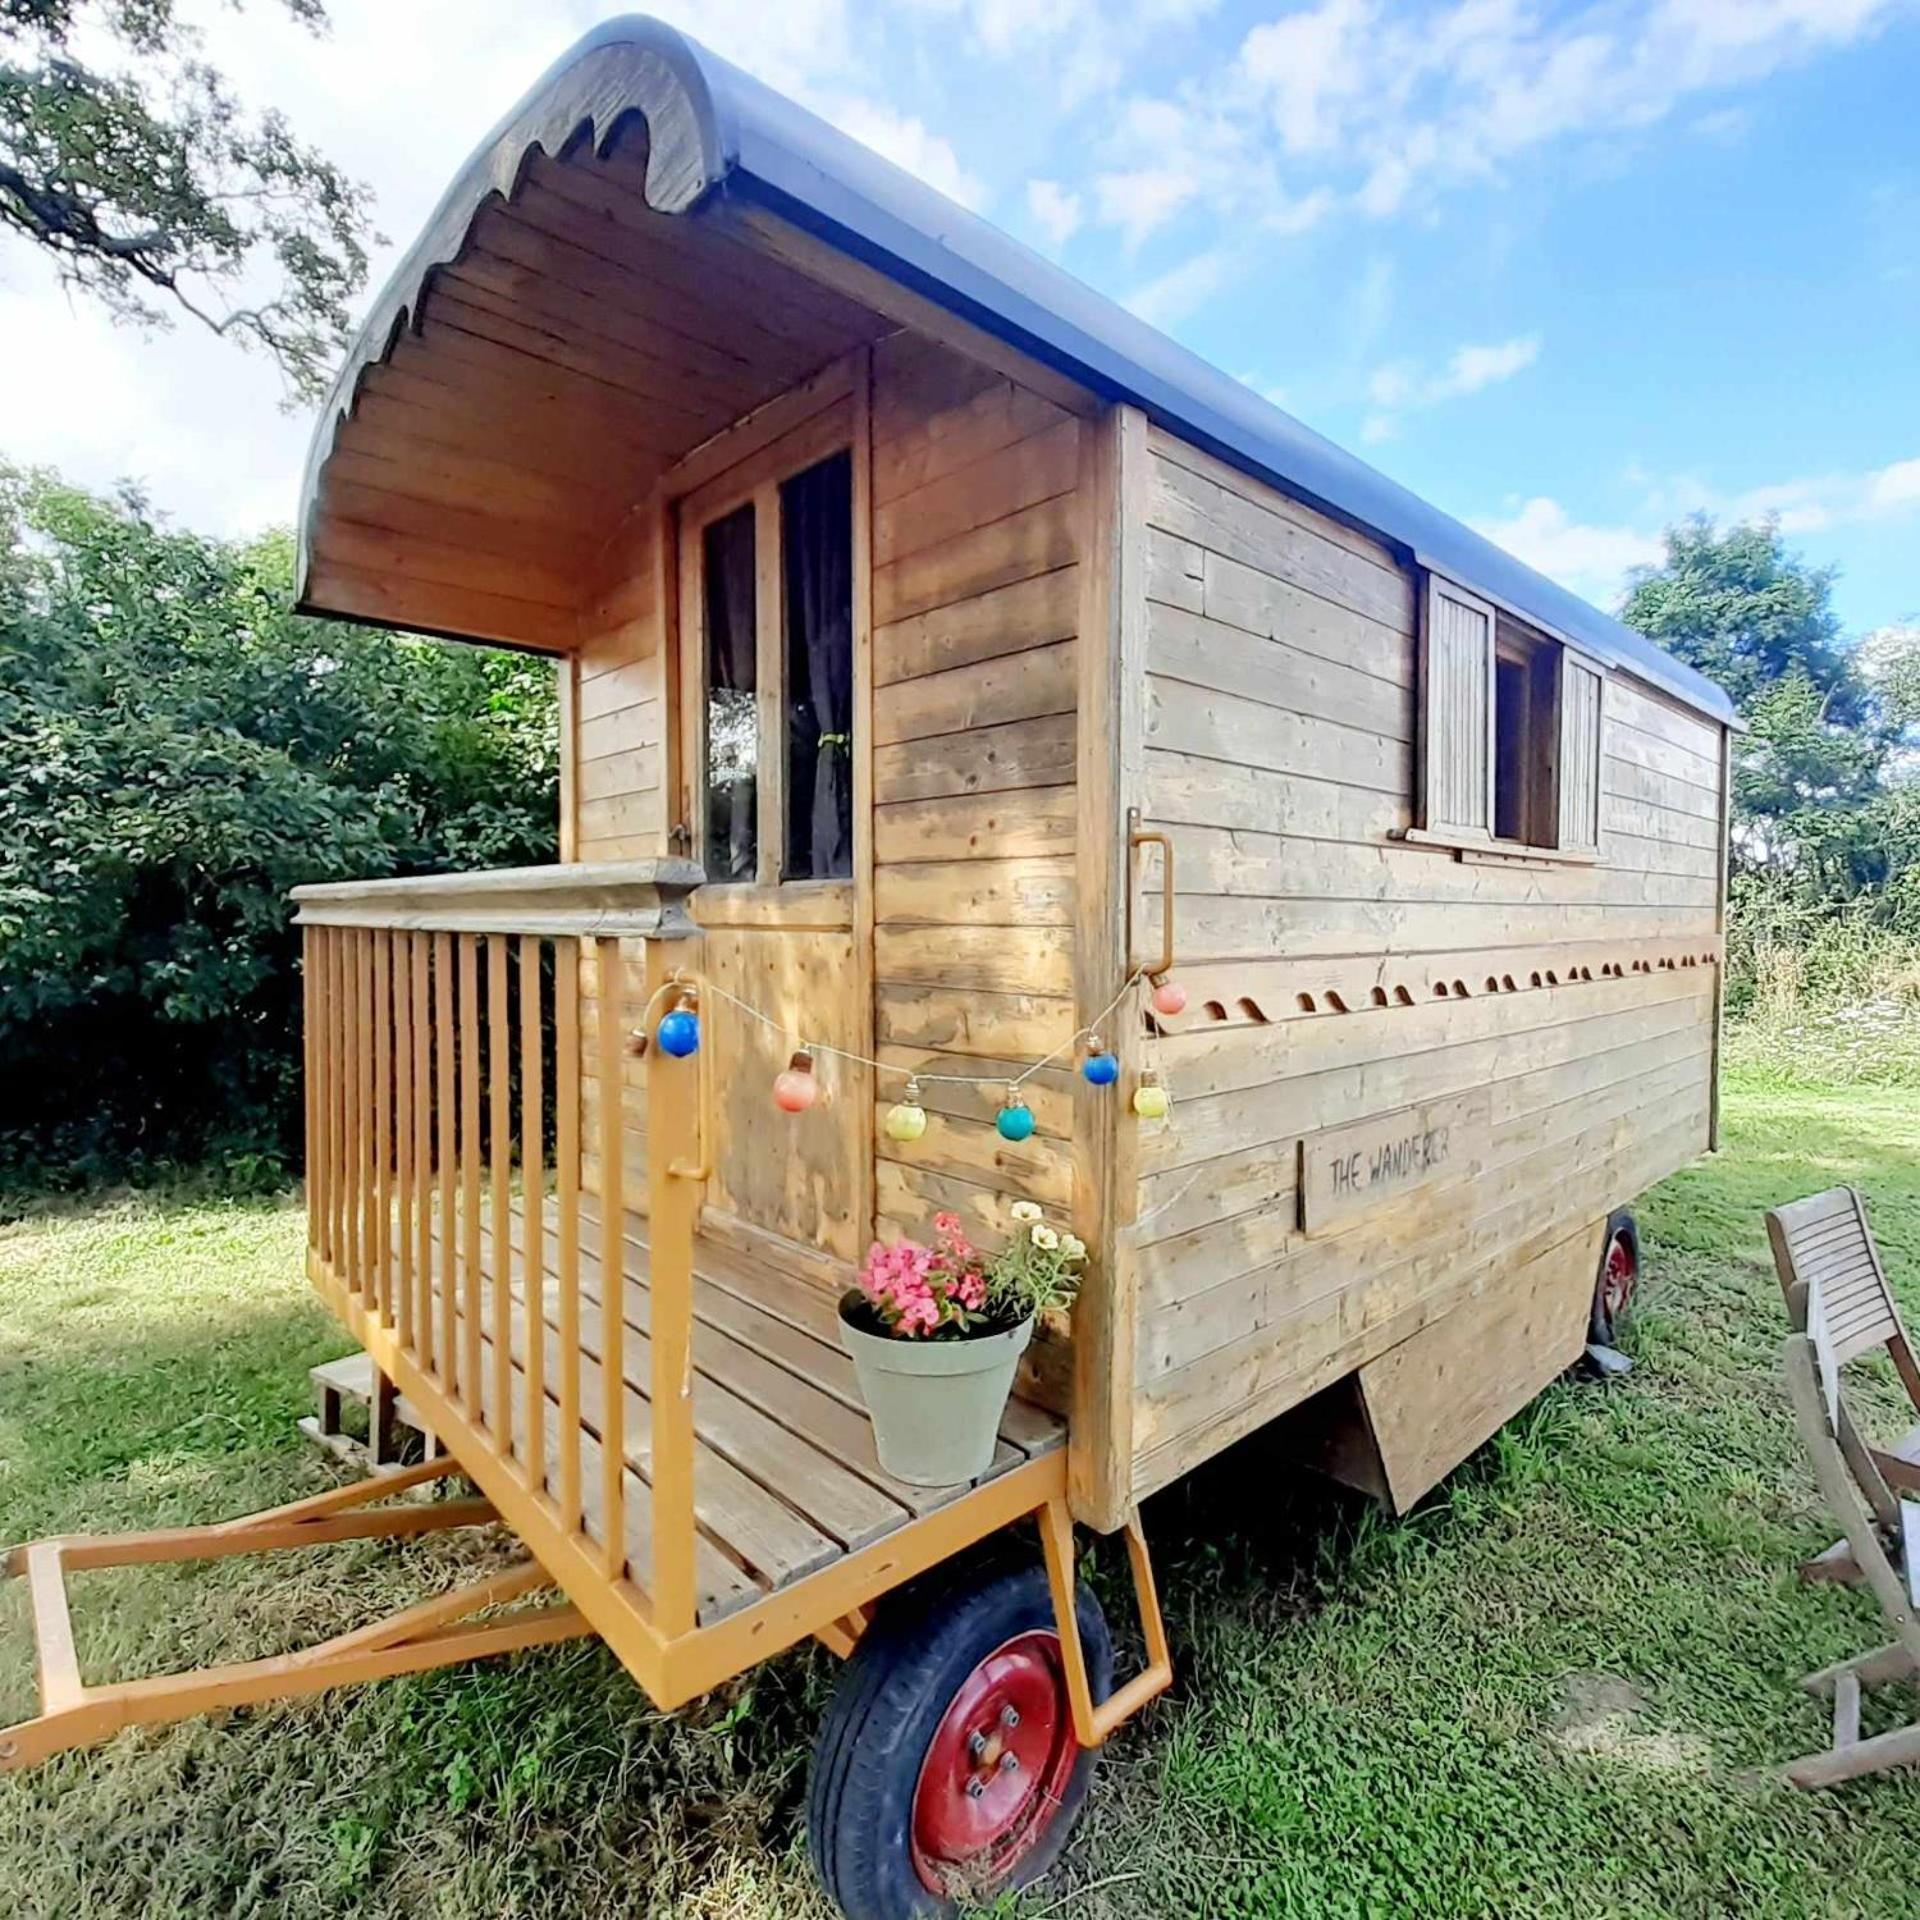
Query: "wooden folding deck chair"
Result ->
[[1768, 1187, 1920, 1585], [1779, 1294, 1920, 1787]]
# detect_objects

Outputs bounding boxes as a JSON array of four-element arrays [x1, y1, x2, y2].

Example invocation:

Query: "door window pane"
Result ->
[[702, 503, 758, 880], [780, 451, 854, 880]]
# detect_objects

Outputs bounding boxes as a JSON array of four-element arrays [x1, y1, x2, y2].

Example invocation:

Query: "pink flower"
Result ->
[[858, 1224, 992, 1338]]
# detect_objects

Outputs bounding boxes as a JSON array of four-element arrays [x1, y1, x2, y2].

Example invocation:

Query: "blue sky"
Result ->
[[4, 0, 1915, 636]]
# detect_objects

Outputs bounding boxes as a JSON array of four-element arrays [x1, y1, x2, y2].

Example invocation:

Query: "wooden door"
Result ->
[[673, 399, 870, 1266]]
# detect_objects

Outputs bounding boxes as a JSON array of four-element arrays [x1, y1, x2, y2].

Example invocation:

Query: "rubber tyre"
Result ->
[[807, 1556, 1113, 1920], [1589, 1210, 1640, 1346]]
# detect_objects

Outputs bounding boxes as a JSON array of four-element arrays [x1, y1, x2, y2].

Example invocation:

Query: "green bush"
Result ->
[[1726, 873, 1920, 1017], [0, 467, 557, 1193]]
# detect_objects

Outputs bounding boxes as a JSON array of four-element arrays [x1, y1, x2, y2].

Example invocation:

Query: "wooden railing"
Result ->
[[291, 860, 708, 1637]]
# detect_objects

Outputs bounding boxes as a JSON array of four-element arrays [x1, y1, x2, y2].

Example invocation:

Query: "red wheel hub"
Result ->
[[910, 1630, 1078, 1894], [1601, 1231, 1637, 1324]]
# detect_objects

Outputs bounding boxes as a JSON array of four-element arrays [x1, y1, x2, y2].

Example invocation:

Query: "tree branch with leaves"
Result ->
[[0, 0, 377, 401]]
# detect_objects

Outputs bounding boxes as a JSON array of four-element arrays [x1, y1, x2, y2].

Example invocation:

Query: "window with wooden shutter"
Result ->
[[1556, 652, 1604, 854], [1419, 575, 1496, 841], [1413, 571, 1605, 861]]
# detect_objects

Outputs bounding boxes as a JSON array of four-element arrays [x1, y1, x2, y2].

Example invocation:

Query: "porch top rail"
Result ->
[[291, 859, 705, 938]]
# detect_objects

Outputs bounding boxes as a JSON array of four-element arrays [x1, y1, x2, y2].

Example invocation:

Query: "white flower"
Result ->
[[1061, 1234, 1086, 1261], [1009, 1200, 1043, 1224], [1031, 1224, 1059, 1250]]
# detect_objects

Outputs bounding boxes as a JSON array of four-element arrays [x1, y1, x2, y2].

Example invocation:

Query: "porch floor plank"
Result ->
[[409, 1192, 1063, 1628]]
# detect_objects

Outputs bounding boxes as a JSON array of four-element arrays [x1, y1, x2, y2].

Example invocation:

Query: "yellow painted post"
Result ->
[[307, 928, 327, 1265], [374, 929, 393, 1325], [412, 935, 433, 1374], [460, 934, 482, 1409], [489, 936, 511, 1445], [302, 927, 318, 1259], [646, 937, 702, 1640], [348, 928, 367, 1300], [434, 932, 457, 1389], [595, 935, 626, 1583], [520, 935, 545, 1496], [556, 939, 583, 1536], [360, 929, 378, 1307], [336, 930, 351, 1285], [393, 931, 414, 1349]]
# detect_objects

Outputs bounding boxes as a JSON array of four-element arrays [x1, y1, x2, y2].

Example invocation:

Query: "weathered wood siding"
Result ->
[[568, 333, 1091, 1267], [868, 334, 1085, 1257], [1128, 425, 1724, 1499], [574, 510, 671, 1200]]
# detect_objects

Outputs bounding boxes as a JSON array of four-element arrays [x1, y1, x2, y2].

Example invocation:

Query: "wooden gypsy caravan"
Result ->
[[1, 17, 1737, 1914]]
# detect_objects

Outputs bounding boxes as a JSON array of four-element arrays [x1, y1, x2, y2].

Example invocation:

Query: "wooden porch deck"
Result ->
[[425, 1194, 1064, 1626]]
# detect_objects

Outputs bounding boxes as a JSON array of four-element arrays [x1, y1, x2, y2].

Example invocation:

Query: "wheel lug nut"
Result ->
[[967, 1731, 988, 1759], [999, 1752, 1019, 1774], [966, 1778, 986, 1799], [1000, 1705, 1020, 1729]]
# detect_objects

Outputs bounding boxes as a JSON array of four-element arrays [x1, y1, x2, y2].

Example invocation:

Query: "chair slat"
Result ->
[[1788, 1230, 1876, 1279], [1775, 1187, 1860, 1234]]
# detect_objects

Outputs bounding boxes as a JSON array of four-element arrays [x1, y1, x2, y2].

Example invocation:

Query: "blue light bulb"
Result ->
[[656, 1008, 700, 1057]]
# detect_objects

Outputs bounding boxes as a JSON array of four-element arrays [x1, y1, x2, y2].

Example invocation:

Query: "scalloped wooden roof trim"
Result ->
[[294, 23, 724, 604]]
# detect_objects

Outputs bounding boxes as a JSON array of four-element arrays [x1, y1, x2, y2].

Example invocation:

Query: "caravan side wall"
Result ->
[[1126, 426, 1727, 1504]]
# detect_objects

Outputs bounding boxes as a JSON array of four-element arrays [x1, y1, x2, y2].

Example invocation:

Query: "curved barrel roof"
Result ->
[[301, 13, 1734, 725]]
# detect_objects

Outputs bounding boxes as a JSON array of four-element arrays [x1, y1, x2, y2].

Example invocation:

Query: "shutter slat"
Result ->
[[1557, 655, 1604, 853], [1421, 576, 1494, 838]]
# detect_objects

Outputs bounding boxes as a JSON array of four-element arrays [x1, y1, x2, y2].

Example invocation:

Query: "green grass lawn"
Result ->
[[4, 1052, 1919, 1917]]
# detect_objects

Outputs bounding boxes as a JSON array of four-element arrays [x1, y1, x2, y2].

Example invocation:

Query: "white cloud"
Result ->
[[1364, 334, 1540, 438], [1471, 498, 1666, 605], [1085, 0, 1909, 255], [1094, 165, 1203, 248], [1689, 103, 1755, 141], [1640, 455, 1920, 535], [1867, 458, 1920, 513], [1239, 0, 1375, 155], [1124, 245, 1238, 326], [1474, 450, 1920, 607], [1264, 186, 1338, 235], [1370, 335, 1541, 409], [1026, 178, 1084, 247], [896, 0, 1223, 105], [910, 0, 1223, 53], [828, 99, 987, 208]]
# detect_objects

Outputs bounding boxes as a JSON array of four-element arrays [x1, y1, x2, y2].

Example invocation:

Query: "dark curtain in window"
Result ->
[[781, 451, 854, 880], [703, 503, 758, 881]]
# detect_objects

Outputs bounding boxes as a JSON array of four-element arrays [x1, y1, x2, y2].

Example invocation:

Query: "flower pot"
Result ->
[[838, 1297, 1033, 1486]]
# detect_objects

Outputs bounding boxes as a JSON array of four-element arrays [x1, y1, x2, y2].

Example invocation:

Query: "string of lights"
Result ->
[[652, 960, 1183, 1134]]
